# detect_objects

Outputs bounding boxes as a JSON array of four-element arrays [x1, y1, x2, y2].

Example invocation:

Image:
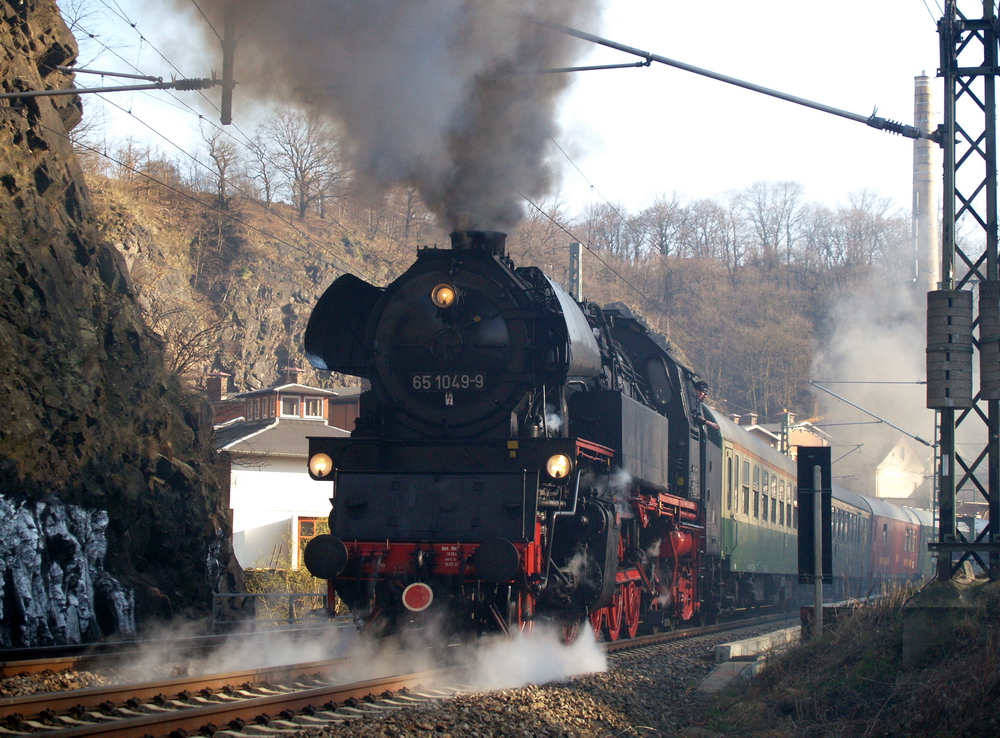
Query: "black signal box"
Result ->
[[797, 446, 832, 584]]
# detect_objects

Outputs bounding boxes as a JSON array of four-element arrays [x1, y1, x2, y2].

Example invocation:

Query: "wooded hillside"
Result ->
[[78, 119, 915, 423]]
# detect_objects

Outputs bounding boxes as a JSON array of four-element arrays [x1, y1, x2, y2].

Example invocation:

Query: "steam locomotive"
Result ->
[[301, 230, 934, 639]]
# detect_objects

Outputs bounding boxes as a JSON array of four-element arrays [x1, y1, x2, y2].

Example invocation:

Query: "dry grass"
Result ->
[[709, 583, 1000, 738]]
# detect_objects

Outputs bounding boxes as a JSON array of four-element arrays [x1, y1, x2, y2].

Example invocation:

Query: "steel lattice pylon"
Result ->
[[932, 0, 1000, 579]]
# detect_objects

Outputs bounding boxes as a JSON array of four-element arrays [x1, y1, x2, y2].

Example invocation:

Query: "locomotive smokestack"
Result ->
[[449, 230, 507, 256]]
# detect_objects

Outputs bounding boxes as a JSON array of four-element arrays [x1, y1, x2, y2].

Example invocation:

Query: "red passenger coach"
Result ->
[[870, 503, 922, 577], [828, 488, 932, 599]]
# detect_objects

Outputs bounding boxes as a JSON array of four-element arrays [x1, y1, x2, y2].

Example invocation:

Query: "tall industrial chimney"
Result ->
[[913, 74, 940, 293]]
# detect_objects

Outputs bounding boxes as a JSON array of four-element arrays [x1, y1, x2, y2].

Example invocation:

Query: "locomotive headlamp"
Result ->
[[431, 283, 457, 308], [545, 454, 573, 480], [309, 453, 333, 478]]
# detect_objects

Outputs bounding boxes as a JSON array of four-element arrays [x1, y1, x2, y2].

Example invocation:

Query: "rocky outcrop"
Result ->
[[0, 496, 134, 647], [90, 184, 365, 394], [0, 0, 244, 645]]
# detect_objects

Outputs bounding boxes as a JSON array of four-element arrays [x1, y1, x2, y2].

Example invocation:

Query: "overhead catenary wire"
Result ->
[[61, 14, 417, 281], [79, 4, 807, 421], [189, 0, 223, 43], [539, 20, 934, 142], [72, 15, 416, 268], [809, 381, 935, 448], [518, 191, 714, 358], [2, 94, 378, 290], [79, 1, 714, 316], [546, 134, 782, 417], [90, 91, 375, 282]]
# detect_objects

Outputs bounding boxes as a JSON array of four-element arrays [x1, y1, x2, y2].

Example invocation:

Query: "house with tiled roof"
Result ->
[[727, 411, 831, 458], [207, 369, 360, 569]]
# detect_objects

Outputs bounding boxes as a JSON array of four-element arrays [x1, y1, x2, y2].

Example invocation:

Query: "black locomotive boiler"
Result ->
[[300, 230, 933, 639]]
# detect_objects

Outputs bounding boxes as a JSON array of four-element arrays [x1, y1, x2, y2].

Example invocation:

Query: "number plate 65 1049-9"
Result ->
[[410, 373, 486, 391]]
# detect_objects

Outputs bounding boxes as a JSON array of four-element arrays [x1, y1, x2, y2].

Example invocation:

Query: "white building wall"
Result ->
[[874, 439, 927, 501], [230, 455, 332, 569]]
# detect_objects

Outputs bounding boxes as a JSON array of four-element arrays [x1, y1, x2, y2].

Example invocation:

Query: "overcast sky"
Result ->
[[78, 0, 943, 218]]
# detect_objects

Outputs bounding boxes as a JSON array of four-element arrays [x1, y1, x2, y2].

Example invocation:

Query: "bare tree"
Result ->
[[686, 196, 747, 284], [400, 186, 431, 239], [739, 181, 804, 270], [113, 136, 152, 184], [146, 296, 226, 379], [245, 127, 277, 208], [583, 202, 639, 261], [839, 189, 904, 269], [261, 110, 341, 219], [202, 126, 239, 209], [508, 198, 574, 281], [635, 195, 689, 258]]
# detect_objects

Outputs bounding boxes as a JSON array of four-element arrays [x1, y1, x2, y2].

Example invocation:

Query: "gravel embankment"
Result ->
[[1, 624, 786, 737], [0, 670, 108, 697], [306, 628, 773, 738]]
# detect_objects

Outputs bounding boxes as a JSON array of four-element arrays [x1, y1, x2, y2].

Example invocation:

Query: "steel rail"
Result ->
[[0, 657, 349, 718], [602, 612, 794, 653], [0, 625, 350, 677], [17, 668, 461, 738]]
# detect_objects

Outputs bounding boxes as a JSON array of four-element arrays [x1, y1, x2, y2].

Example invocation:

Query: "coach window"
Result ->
[[793, 495, 798, 529], [742, 459, 751, 516], [761, 470, 769, 521], [734, 454, 740, 512], [778, 479, 786, 526], [726, 456, 733, 512], [882, 523, 888, 544], [753, 465, 761, 518], [771, 477, 777, 523]]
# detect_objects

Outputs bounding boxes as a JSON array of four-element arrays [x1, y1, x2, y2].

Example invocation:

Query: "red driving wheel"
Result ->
[[623, 582, 641, 639], [605, 587, 624, 641]]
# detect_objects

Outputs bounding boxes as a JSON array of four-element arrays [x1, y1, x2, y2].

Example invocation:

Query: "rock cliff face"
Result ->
[[0, 0, 243, 646], [0, 497, 134, 647]]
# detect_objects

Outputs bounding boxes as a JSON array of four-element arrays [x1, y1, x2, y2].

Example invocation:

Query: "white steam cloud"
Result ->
[[810, 251, 938, 503], [469, 625, 606, 689], [592, 467, 633, 518], [545, 404, 563, 435], [101, 613, 604, 695]]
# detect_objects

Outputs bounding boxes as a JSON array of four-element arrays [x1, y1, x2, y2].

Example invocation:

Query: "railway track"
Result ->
[[0, 613, 795, 737], [603, 611, 794, 653], [1, 657, 464, 737], [0, 623, 354, 678]]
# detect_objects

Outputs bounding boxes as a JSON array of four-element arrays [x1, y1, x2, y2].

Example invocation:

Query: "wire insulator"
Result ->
[[866, 115, 922, 140], [172, 78, 216, 91]]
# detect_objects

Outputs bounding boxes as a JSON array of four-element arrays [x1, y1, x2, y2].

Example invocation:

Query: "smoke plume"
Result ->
[[810, 262, 937, 502], [173, 0, 600, 231]]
